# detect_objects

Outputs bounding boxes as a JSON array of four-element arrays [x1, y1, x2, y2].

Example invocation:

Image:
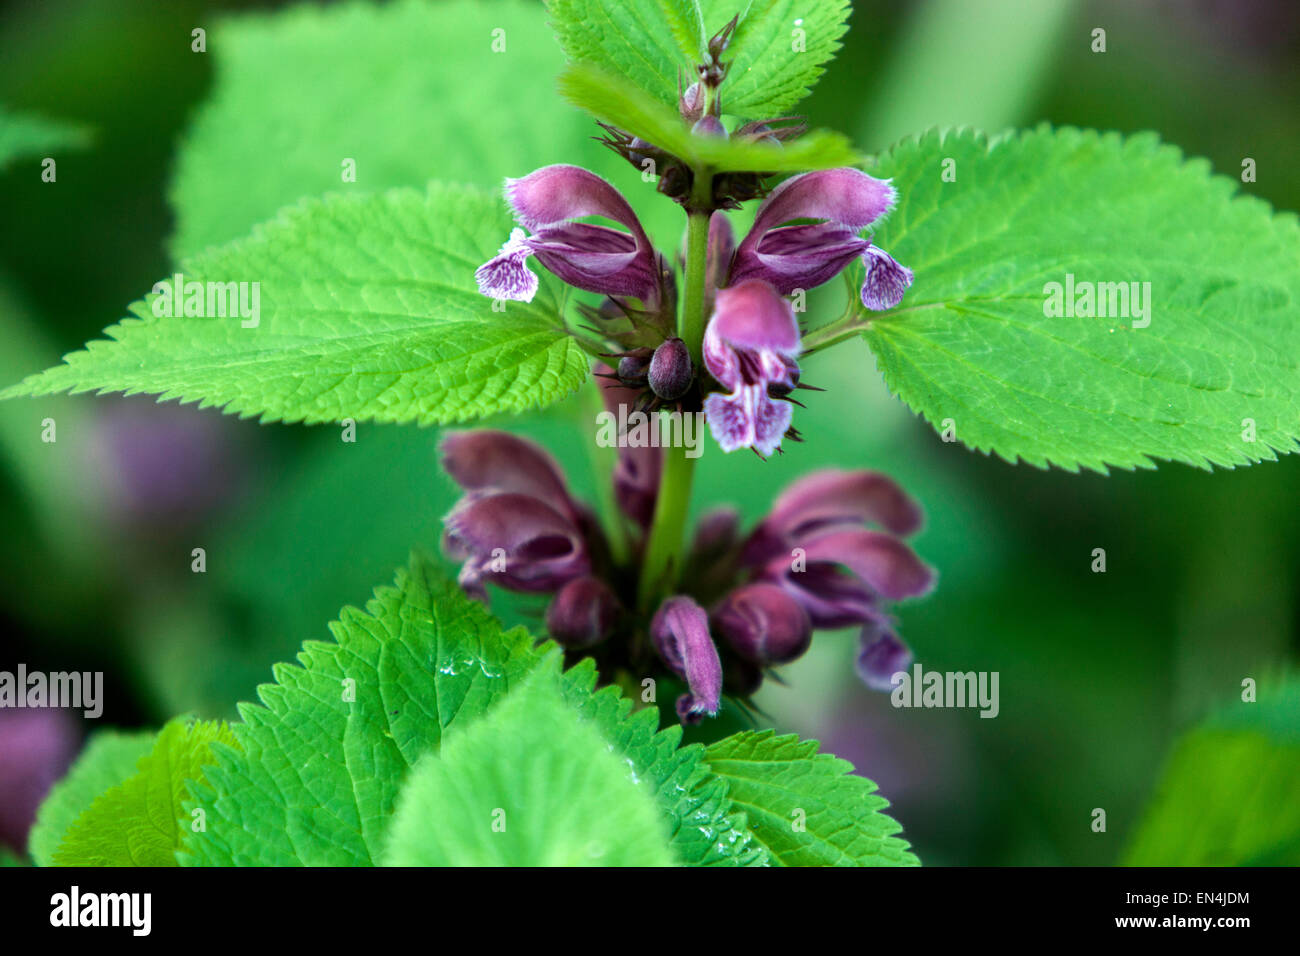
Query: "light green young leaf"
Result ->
[[704, 729, 919, 866], [699, 0, 852, 117], [0, 105, 90, 169], [547, 0, 705, 108], [558, 61, 860, 172], [384, 672, 676, 866], [50, 719, 237, 867], [28, 730, 155, 867], [183, 553, 764, 867], [845, 126, 1300, 472], [1124, 678, 1300, 866], [170, 0, 600, 258], [2, 184, 589, 427]]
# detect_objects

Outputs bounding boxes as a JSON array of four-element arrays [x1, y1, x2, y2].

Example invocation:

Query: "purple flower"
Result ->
[[728, 167, 914, 311], [650, 595, 723, 723], [546, 576, 622, 648], [712, 582, 811, 666], [742, 469, 934, 629], [702, 279, 801, 456], [597, 372, 662, 530], [475, 164, 662, 304], [856, 624, 913, 692], [441, 430, 592, 597]]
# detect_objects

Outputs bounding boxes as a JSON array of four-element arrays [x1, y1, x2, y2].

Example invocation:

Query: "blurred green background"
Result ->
[[1, 0, 1298, 865]]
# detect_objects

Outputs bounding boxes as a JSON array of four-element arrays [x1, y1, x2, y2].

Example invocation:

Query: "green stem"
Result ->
[[637, 187, 713, 611], [678, 208, 712, 362]]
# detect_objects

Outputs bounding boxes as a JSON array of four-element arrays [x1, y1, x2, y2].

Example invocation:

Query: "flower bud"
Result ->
[[691, 115, 726, 139], [651, 595, 722, 723], [679, 82, 705, 124], [616, 347, 654, 387], [712, 582, 812, 665], [648, 337, 693, 400], [545, 576, 621, 648]]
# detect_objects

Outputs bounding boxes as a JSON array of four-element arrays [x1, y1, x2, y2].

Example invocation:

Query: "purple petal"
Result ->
[[506, 165, 648, 238], [529, 223, 660, 300], [440, 430, 574, 519], [747, 168, 897, 238], [706, 211, 736, 294], [474, 228, 539, 302], [705, 279, 801, 356], [444, 492, 588, 594], [766, 469, 924, 540], [802, 529, 935, 601], [856, 624, 913, 691], [728, 223, 868, 295], [859, 245, 914, 311], [712, 582, 812, 666], [651, 595, 722, 722], [771, 560, 882, 629]]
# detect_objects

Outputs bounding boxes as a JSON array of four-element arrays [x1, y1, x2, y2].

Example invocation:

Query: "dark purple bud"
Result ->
[[692, 115, 726, 138], [545, 576, 621, 648], [648, 337, 693, 400], [679, 82, 705, 123], [692, 507, 740, 558], [616, 348, 654, 387], [713, 583, 812, 666], [651, 595, 722, 723], [440, 430, 575, 519], [856, 624, 913, 691]]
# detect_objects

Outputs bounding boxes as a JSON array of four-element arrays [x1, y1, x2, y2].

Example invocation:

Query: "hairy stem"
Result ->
[[637, 188, 712, 611]]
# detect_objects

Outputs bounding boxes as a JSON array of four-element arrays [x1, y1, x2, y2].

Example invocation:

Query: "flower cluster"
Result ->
[[440, 395, 933, 723], [476, 163, 912, 458]]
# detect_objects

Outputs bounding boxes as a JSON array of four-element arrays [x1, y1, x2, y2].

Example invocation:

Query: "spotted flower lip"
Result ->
[[650, 595, 723, 724], [726, 167, 914, 311], [475, 164, 661, 303], [702, 278, 800, 456]]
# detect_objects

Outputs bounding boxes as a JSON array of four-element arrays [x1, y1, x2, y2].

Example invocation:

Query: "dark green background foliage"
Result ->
[[1, 0, 1298, 865]]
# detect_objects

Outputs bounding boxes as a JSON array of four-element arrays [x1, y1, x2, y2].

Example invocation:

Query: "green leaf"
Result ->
[[704, 729, 919, 866], [559, 658, 768, 866], [547, 0, 705, 107], [2, 183, 589, 427], [183, 553, 763, 866], [383, 671, 676, 866], [558, 61, 860, 172], [853, 126, 1300, 472], [50, 719, 237, 867], [699, 0, 852, 117], [0, 105, 90, 169], [1124, 678, 1300, 866], [28, 729, 155, 867], [169, 0, 601, 258]]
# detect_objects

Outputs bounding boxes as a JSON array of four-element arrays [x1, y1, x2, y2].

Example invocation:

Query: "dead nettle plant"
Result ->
[[9, 0, 1300, 867]]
